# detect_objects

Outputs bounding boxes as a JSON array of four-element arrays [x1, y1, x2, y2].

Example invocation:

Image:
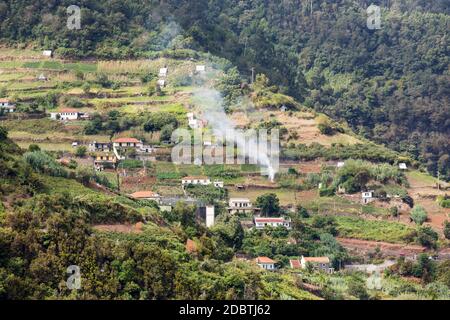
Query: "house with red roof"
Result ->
[[113, 137, 142, 148], [129, 191, 161, 203], [255, 256, 276, 270], [254, 217, 291, 230]]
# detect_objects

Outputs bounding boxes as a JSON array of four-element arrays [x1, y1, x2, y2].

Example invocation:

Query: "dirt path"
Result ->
[[336, 237, 427, 259]]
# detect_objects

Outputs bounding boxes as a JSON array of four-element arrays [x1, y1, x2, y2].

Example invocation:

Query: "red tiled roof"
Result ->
[[254, 217, 285, 223], [290, 259, 301, 269], [303, 257, 330, 264], [113, 138, 141, 143], [256, 256, 276, 264], [130, 191, 160, 199], [0, 98, 11, 103]]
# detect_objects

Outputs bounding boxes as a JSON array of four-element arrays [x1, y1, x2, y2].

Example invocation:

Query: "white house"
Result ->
[[42, 50, 53, 57], [157, 79, 166, 87], [336, 161, 345, 168], [113, 138, 143, 149], [228, 198, 254, 214], [129, 191, 161, 204], [38, 73, 48, 81], [300, 256, 334, 274], [254, 217, 292, 230], [361, 191, 375, 204], [0, 99, 16, 113], [181, 176, 211, 186], [159, 67, 168, 77], [399, 163, 408, 170], [256, 257, 276, 271], [195, 65, 206, 73], [89, 141, 111, 152], [50, 108, 81, 121]]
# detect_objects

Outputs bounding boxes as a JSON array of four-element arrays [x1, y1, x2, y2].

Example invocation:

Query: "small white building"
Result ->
[[254, 217, 291, 230], [399, 163, 408, 170], [0, 99, 16, 113], [181, 176, 212, 186], [50, 108, 81, 121], [300, 256, 334, 274], [159, 67, 168, 77], [42, 50, 53, 57], [38, 73, 48, 81], [157, 79, 166, 87], [361, 191, 375, 204], [228, 198, 254, 214], [256, 257, 276, 271], [336, 161, 345, 168], [213, 180, 224, 188], [89, 141, 111, 152], [195, 65, 206, 73]]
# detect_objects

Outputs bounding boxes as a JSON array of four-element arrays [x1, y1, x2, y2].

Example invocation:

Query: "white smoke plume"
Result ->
[[192, 88, 278, 181]]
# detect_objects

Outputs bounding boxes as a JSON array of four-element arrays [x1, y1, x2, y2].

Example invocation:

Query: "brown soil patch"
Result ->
[[93, 223, 143, 234], [337, 237, 427, 259]]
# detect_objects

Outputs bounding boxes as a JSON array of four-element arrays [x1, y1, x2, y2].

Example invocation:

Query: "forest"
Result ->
[[0, 0, 448, 178]]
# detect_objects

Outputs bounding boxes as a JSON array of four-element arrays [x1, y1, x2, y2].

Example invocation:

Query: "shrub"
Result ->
[[416, 226, 438, 249], [444, 221, 450, 240], [75, 146, 87, 157], [410, 206, 428, 225]]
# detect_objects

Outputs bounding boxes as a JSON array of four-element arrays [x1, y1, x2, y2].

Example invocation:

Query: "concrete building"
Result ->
[[228, 198, 254, 215], [0, 99, 16, 113], [89, 141, 111, 152], [254, 217, 292, 230], [50, 108, 83, 121], [361, 191, 375, 204], [300, 256, 334, 273], [181, 176, 211, 186]]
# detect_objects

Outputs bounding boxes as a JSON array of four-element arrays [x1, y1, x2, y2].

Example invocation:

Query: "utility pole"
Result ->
[[310, 0, 313, 16], [437, 169, 441, 191]]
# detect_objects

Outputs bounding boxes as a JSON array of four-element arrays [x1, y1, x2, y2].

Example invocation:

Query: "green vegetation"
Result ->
[[410, 206, 428, 226], [334, 216, 416, 244]]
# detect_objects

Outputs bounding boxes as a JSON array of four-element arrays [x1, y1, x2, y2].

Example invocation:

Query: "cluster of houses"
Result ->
[[254, 256, 333, 273], [82, 137, 154, 171]]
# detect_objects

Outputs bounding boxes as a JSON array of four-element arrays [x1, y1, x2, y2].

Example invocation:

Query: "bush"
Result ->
[[255, 193, 280, 217], [410, 206, 428, 225], [444, 221, 450, 240], [416, 226, 438, 249], [23, 151, 67, 177], [75, 146, 87, 157]]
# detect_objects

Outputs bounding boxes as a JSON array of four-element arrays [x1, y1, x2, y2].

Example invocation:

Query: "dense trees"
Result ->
[[0, 0, 448, 178]]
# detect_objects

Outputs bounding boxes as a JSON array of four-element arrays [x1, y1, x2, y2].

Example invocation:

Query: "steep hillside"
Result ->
[[0, 0, 448, 180]]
